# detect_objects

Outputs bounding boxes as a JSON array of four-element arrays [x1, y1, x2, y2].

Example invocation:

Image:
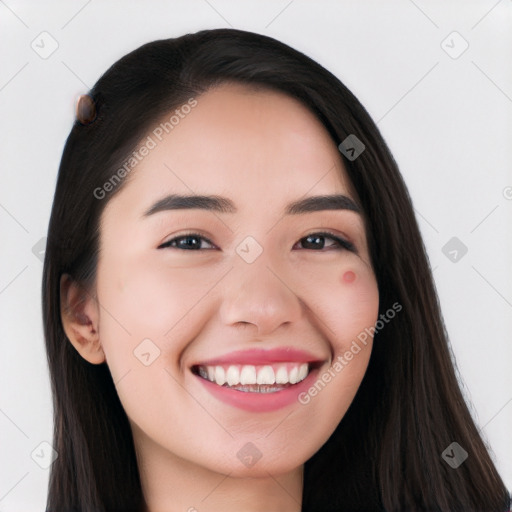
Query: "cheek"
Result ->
[[95, 258, 223, 377], [97, 257, 207, 334], [324, 265, 379, 358], [342, 270, 356, 283], [94, 261, 217, 428], [295, 265, 378, 433]]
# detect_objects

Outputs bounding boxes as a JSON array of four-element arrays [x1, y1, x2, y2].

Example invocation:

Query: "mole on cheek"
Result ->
[[342, 270, 356, 283]]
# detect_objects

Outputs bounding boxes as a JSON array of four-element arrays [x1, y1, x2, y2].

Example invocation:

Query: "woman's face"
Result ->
[[94, 83, 379, 477]]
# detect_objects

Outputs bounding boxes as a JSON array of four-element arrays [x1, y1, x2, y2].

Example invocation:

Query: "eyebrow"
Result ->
[[143, 193, 361, 217]]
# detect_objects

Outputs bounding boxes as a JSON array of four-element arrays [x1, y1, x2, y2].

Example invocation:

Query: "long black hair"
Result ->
[[43, 28, 510, 511]]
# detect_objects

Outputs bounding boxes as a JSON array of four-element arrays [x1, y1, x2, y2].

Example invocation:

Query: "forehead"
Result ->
[[105, 83, 356, 217]]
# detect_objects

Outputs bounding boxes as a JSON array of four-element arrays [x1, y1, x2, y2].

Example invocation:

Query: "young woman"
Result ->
[[42, 28, 510, 511]]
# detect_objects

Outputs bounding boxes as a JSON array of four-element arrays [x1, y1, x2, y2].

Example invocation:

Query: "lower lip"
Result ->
[[193, 367, 320, 412]]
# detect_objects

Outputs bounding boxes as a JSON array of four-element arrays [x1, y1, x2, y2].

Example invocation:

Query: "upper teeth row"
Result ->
[[197, 363, 309, 386]]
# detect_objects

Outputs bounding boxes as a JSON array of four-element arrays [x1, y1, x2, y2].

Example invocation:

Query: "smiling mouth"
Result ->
[[191, 362, 322, 393]]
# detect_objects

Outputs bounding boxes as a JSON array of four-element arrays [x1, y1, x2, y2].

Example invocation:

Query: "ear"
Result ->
[[60, 274, 105, 364]]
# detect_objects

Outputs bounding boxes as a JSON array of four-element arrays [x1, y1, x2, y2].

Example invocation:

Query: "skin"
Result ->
[[61, 83, 380, 512]]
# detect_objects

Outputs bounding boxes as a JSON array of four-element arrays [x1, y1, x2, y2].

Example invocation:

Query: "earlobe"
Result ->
[[60, 274, 105, 365]]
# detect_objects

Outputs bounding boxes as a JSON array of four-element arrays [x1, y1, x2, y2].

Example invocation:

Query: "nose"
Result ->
[[219, 256, 303, 337]]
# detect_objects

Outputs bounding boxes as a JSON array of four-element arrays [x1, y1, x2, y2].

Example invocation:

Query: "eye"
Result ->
[[157, 231, 356, 252], [295, 231, 355, 252], [157, 232, 216, 251]]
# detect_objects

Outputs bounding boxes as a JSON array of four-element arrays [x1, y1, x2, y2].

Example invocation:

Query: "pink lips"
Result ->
[[191, 347, 325, 412], [192, 347, 322, 366]]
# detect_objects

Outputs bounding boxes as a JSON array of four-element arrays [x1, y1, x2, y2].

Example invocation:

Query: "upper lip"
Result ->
[[191, 347, 326, 367]]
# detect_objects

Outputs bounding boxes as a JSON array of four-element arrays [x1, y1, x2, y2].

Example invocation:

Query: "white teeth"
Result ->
[[240, 365, 257, 385], [275, 365, 288, 384], [226, 365, 240, 386], [214, 366, 226, 386], [298, 363, 308, 381], [256, 365, 275, 385], [197, 362, 311, 388]]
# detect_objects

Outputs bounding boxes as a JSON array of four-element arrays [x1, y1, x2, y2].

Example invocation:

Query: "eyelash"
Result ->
[[158, 231, 356, 252]]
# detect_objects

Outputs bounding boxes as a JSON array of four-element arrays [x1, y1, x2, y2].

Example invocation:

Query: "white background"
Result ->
[[1, 1, 511, 509]]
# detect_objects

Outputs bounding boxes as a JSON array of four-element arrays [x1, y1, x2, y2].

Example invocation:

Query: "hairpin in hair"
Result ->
[[75, 94, 97, 125]]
